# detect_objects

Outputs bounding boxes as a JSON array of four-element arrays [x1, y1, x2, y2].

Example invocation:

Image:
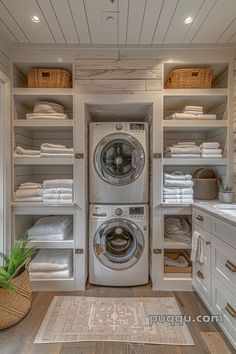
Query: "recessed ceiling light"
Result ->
[[31, 15, 40, 23], [106, 16, 114, 24], [184, 16, 193, 24]]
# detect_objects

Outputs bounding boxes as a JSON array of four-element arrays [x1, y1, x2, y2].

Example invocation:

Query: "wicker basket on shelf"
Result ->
[[27, 68, 72, 88], [165, 67, 214, 89], [192, 168, 218, 200], [0, 259, 32, 330]]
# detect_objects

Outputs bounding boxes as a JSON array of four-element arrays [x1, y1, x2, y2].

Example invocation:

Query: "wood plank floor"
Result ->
[[0, 284, 235, 354]]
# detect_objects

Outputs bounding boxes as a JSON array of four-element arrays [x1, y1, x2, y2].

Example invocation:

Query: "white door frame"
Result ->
[[0, 71, 11, 264]]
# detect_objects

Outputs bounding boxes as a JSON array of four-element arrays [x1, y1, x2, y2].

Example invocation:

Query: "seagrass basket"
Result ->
[[165, 67, 214, 89], [0, 259, 32, 330], [193, 168, 218, 200], [27, 68, 72, 88]]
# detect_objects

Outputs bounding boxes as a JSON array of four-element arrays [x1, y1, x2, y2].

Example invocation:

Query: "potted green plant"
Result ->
[[0, 235, 37, 330], [218, 183, 234, 204]]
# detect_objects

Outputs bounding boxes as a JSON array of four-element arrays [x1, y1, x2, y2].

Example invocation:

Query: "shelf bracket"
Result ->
[[75, 249, 84, 254], [153, 153, 162, 159], [75, 153, 84, 159], [153, 249, 162, 254]]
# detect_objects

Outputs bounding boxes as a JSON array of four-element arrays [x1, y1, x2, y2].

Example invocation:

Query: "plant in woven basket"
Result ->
[[0, 233, 37, 292]]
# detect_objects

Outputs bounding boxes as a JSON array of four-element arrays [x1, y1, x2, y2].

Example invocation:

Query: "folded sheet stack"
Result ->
[[164, 217, 192, 244], [28, 215, 73, 241], [167, 105, 216, 120], [43, 179, 73, 203], [14, 146, 40, 158], [14, 182, 43, 202], [165, 142, 201, 158], [163, 171, 193, 204], [26, 101, 68, 120], [165, 255, 189, 268], [200, 142, 223, 158], [40, 143, 73, 157], [29, 249, 73, 279]]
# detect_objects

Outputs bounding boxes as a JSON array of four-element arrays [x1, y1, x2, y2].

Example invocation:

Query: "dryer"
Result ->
[[89, 122, 148, 203], [89, 204, 149, 286]]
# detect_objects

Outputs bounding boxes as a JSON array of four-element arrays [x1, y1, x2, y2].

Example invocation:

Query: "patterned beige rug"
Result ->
[[35, 296, 194, 345]]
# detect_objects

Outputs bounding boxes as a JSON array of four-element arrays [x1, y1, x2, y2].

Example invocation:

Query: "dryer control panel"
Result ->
[[90, 205, 147, 219]]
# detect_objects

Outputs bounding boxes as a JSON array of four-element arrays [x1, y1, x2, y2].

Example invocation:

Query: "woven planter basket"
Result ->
[[0, 259, 32, 330], [165, 67, 214, 89], [27, 68, 72, 88]]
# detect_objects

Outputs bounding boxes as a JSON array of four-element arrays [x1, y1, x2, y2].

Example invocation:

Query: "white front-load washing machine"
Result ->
[[89, 204, 149, 286], [89, 122, 148, 203]]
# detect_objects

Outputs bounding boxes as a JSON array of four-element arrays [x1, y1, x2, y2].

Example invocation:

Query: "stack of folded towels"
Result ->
[[163, 171, 193, 204], [29, 249, 73, 279], [14, 182, 43, 202], [165, 142, 201, 158], [43, 179, 73, 203], [165, 254, 189, 269], [200, 142, 223, 158], [14, 143, 73, 158], [167, 105, 216, 120], [26, 101, 68, 120], [164, 217, 192, 244], [27, 215, 73, 241]]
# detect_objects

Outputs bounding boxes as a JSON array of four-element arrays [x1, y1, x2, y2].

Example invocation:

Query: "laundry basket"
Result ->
[[27, 68, 72, 88], [0, 259, 32, 330], [192, 168, 218, 200], [165, 67, 214, 89]]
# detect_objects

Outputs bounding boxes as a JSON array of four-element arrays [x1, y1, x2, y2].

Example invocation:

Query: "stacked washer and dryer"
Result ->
[[89, 122, 149, 286]]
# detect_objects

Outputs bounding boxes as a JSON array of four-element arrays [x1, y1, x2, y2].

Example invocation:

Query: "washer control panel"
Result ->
[[115, 208, 123, 216]]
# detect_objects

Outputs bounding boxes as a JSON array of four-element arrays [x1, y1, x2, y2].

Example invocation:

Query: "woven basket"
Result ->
[[165, 67, 214, 89], [0, 259, 32, 330], [193, 178, 218, 200], [27, 69, 72, 88]]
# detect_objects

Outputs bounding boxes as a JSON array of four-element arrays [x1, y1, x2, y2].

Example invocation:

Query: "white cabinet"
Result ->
[[192, 208, 211, 232]]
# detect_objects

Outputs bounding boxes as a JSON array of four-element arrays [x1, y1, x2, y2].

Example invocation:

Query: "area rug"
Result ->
[[35, 296, 194, 345]]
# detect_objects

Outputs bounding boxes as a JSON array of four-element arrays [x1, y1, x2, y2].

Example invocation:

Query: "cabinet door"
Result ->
[[212, 276, 236, 348], [211, 216, 236, 249], [212, 236, 236, 296], [192, 208, 211, 232]]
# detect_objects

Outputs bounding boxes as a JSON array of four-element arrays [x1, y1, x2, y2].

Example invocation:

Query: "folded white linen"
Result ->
[[201, 142, 220, 149], [41, 144, 73, 153], [165, 218, 191, 237], [171, 113, 216, 120], [20, 182, 42, 187], [163, 194, 193, 199], [167, 147, 201, 154], [201, 154, 223, 158], [33, 101, 64, 114], [201, 148, 222, 154], [163, 199, 193, 204], [41, 143, 67, 149], [19, 184, 42, 190], [184, 110, 204, 115], [43, 199, 73, 204], [43, 187, 73, 194], [26, 113, 68, 120], [43, 193, 73, 200], [177, 142, 196, 145], [40, 153, 73, 158], [29, 269, 72, 279], [29, 226, 73, 241], [183, 106, 203, 112], [14, 197, 43, 202], [43, 179, 73, 189], [163, 187, 193, 195], [164, 180, 193, 187], [166, 154, 201, 158], [14, 153, 41, 158], [164, 172, 192, 180], [15, 189, 43, 198], [29, 249, 72, 272], [15, 146, 40, 156], [196, 114, 216, 119], [165, 255, 189, 268], [28, 215, 73, 237]]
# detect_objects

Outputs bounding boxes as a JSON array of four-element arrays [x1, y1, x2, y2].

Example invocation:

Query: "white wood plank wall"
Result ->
[[0, 36, 10, 77], [233, 59, 236, 199]]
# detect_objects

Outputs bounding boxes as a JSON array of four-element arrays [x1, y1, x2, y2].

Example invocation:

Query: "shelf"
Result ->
[[164, 239, 191, 249], [164, 273, 192, 279], [13, 119, 73, 130], [12, 203, 75, 215], [163, 88, 228, 97], [13, 88, 74, 96], [14, 157, 74, 165], [163, 158, 227, 165], [163, 119, 227, 132], [28, 239, 74, 249]]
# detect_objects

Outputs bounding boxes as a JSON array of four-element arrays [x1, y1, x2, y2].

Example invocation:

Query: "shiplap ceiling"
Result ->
[[0, 0, 236, 46]]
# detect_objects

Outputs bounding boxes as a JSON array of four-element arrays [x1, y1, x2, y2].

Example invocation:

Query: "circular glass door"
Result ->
[[94, 219, 144, 270], [94, 133, 145, 185]]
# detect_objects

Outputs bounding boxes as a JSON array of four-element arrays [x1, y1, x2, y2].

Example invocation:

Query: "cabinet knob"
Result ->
[[196, 215, 204, 222], [225, 303, 236, 318], [197, 270, 204, 279], [225, 260, 236, 273]]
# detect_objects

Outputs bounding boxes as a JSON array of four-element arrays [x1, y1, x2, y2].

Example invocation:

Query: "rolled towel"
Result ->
[[43, 179, 73, 189], [201, 142, 220, 149], [15, 146, 40, 156]]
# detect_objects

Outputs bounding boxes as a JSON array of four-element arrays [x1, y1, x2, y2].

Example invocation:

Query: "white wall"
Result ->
[[0, 35, 11, 77]]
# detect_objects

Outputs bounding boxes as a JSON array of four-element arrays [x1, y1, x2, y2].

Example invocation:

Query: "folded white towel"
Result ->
[[177, 142, 196, 145], [34, 101, 64, 114], [167, 147, 201, 154], [43, 188, 73, 194], [30, 269, 72, 279], [14, 153, 41, 158], [164, 172, 192, 180], [165, 255, 189, 268], [41, 144, 73, 154], [201, 142, 220, 149], [163, 187, 193, 195], [14, 197, 43, 202], [15, 189, 43, 198], [29, 249, 72, 272], [202, 148, 222, 154], [166, 154, 201, 158], [19, 184, 42, 190], [164, 180, 193, 187], [43, 193, 73, 200], [41, 143, 67, 149], [171, 113, 216, 120], [163, 194, 193, 199], [43, 179, 73, 189], [201, 154, 223, 158], [184, 110, 204, 115], [26, 113, 68, 120], [20, 182, 42, 187], [15, 146, 40, 156], [43, 199, 73, 204], [190, 231, 205, 264], [41, 153, 74, 158], [163, 199, 193, 204], [183, 106, 203, 112], [28, 215, 73, 237]]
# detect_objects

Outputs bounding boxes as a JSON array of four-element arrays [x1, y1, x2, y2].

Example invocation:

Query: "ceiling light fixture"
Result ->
[[184, 16, 193, 24], [31, 15, 40, 23]]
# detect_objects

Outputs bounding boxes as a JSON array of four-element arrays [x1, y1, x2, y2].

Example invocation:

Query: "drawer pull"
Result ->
[[197, 270, 204, 279], [206, 241, 211, 245], [225, 260, 236, 273], [225, 303, 236, 318], [196, 215, 204, 222]]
